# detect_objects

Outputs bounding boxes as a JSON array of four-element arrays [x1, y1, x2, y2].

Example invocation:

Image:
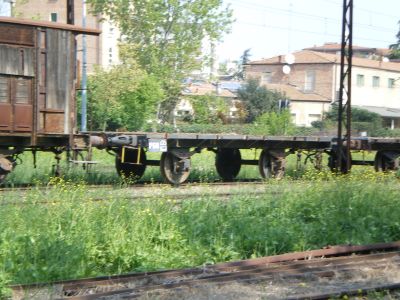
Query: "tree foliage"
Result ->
[[389, 20, 400, 59], [250, 110, 295, 136], [87, 0, 233, 124], [87, 51, 163, 131], [236, 78, 283, 122], [236, 48, 251, 80], [190, 95, 228, 124], [313, 104, 383, 134], [87, 0, 233, 82]]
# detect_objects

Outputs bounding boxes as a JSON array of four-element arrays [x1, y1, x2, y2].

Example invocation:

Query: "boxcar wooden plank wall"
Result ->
[[0, 23, 34, 46], [0, 23, 35, 133], [42, 29, 75, 134], [0, 45, 35, 77]]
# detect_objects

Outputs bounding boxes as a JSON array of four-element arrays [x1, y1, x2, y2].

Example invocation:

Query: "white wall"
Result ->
[[335, 65, 400, 109], [290, 101, 330, 127]]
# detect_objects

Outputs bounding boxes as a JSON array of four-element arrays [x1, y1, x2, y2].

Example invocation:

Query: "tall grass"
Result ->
[[0, 171, 399, 297]]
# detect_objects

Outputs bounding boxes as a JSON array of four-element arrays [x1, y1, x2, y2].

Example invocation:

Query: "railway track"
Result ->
[[0, 181, 275, 207], [11, 241, 400, 300], [0, 178, 265, 192]]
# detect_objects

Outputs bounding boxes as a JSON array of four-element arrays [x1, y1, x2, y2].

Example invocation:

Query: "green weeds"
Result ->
[[0, 173, 400, 297]]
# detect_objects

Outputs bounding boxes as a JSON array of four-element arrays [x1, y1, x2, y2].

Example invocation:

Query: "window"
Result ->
[[0, 77, 9, 103], [15, 78, 30, 104], [308, 114, 322, 126], [388, 78, 396, 88], [304, 70, 316, 92], [372, 76, 380, 87], [50, 13, 58, 22], [356, 74, 364, 87], [261, 72, 272, 84]]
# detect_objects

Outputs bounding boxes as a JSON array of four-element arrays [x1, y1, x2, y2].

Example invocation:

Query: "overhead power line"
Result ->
[[228, 0, 399, 33], [236, 21, 394, 45]]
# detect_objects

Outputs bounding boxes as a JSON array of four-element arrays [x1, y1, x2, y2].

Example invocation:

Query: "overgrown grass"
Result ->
[[0, 171, 400, 297]]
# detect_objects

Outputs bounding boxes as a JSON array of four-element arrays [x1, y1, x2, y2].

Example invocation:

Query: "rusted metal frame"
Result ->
[[31, 29, 40, 146], [68, 32, 76, 151], [165, 139, 331, 150], [337, 0, 353, 173]]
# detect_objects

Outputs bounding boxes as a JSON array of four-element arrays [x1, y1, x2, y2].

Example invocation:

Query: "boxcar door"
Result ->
[[0, 76, 12, 131], [12, 77, 33, 132]]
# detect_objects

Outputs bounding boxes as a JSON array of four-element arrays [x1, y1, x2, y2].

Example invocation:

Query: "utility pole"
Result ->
[[81, 0, 88, 132], [337, 0, 353, 173]]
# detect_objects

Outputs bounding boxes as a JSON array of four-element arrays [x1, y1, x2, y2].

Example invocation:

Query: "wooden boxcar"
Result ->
[[0, 17, 100, 180]]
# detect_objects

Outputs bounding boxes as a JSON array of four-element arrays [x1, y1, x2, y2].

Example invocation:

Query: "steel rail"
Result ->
[[11, 241, 400, 300], [0, 178, 265, 193], [53, 255, 400, 300]]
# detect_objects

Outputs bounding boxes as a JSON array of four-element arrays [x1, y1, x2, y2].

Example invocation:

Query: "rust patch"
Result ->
[[44, 112, 64, 133]]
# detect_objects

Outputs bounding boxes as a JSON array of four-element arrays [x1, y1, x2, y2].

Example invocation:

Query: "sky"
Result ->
[[1, 0, 398, 64], [216, 0, 400, 62], [0, 0, 11, 17]]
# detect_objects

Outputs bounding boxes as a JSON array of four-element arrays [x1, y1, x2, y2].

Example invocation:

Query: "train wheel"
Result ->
[[374, 151, 399, 172], [215, 149, 241, 181], [115, 148, 147, 180], [258, 149, 285, 179], [0, 156, 13, 185], [160, 152, 191, 185], [328, 150, 352, 173]]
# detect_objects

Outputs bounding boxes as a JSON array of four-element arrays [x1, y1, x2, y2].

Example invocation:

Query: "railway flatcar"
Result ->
[[1, 17, 400, 186]]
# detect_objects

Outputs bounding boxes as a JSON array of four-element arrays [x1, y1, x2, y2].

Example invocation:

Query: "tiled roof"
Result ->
[[182, 83, 237, 98], [304, 43, 376, 52], [263, 83, 331, 102], [304, 43, 392, 57], [353, 106, 400, 118], [248, 50, 400, 72]]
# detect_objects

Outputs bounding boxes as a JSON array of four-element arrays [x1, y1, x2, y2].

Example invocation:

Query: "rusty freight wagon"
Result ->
[[0, 17, 100, 182], [1, 17, 400, 186]]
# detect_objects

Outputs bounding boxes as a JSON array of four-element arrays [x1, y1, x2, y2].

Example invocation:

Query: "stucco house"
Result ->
[[245, 49, 400, 128], [179, 82, 240, 122]]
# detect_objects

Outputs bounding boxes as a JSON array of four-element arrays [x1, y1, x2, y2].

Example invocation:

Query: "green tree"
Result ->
[[389, 20, 400, 59], [87, 0, 233, 123], [236, 48, 251, 80], [190, 95, 228, 124], [250, 110, 295, 136], [237, 78, 282, 122], [315, 104, 383, 135], [87, 50, 163, 131], [87, 0, 233, 81]]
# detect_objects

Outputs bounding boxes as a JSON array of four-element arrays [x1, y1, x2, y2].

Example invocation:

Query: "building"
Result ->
[[13, 0, 120, 72], [246, 49, 400, 128], [304, 42, 391, 59], [180, 82, 240, 122]]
